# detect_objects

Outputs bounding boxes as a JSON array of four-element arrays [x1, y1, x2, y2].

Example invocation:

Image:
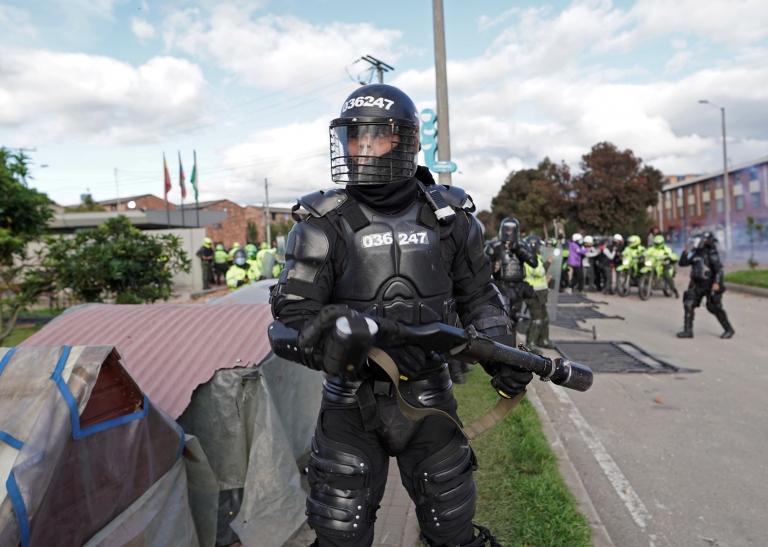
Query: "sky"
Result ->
[[2, 0, 768, 211]]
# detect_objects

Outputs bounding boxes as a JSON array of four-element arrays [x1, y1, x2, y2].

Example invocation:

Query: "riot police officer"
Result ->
[[492, 218, 537, 341], [522, 235, 555, 354], [268, 84, 526, 547], [677, 231, 734, 339]]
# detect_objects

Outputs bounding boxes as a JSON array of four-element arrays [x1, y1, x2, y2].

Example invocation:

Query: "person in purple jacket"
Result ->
[[568, 233, 588, 294]]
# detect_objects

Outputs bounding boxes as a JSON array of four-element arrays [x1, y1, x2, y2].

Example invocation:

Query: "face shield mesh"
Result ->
[[330, 121, 419, 184]]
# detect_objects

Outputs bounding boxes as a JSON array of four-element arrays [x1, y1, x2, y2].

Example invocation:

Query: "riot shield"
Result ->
[[541, 245, 563, 322], [261, 252, 277, 279], [276, 235, 286, 264]]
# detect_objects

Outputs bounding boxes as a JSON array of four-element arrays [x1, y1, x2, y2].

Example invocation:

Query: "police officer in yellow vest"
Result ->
[[523, 235, 556, 355], [227, 242, 241, 262], [226, 248, 251, 290], [213, 243, 229, 285]]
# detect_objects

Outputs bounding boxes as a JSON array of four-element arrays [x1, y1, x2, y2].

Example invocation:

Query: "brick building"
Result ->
[[652, 155, 768, 247], [98, 194, 175, 212]]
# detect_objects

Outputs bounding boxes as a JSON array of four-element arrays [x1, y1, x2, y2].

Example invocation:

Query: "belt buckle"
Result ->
[[372, 380, 392, 397]]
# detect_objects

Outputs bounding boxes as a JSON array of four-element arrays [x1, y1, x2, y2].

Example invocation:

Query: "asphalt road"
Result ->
[[534, 273, 768, 547]]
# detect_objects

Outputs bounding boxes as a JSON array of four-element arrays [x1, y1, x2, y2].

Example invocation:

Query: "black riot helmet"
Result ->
[[330, 84, 420, 185], [524, 235, 543, 255], [499, 217, 520, 244], [233, 248, 247, 267], [690, 231, 716, 250]]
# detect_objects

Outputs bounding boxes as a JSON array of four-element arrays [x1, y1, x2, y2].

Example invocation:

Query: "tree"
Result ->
[[570, 142, 663, 234], [475, 210, 496, 238], [66, 193, 105, 212], [0, 148, 54, 344], [246, 220, 259, 244], [491, 158, 570, 236], [44, 216, 191, 304]]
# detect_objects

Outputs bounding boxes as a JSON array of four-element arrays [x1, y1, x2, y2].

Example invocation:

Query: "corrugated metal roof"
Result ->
[[21, 304, 274, 419]]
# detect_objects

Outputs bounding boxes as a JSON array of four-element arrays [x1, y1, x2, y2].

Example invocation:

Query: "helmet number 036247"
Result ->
[[361, 231, 427, 248], [342, 96, 395, 112]]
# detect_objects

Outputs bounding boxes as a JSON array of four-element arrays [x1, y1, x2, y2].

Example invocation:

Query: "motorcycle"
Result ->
[[615, 253, 642, 297], [638, 255, 676, 300]]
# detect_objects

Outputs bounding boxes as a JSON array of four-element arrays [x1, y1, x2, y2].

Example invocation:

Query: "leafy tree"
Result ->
[[570, 142, 663, 234], [270, 219, 294, 241], [66, 193, 105, 212], [491, 158, 570, 236], [475, 210, 496, 238], [44, 215, 191, 304], [246, 220, 259, 244], [0, 148, 54, 344]]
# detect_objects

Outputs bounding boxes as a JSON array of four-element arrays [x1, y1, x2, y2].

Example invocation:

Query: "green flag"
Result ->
[[190, 149, 199, 201]]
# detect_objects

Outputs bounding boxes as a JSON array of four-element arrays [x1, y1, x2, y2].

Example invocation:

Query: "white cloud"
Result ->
[[131, 17, 155, 40], [671, 38, 687, 49], [0, 47, 209, 145], [664, 50, 692, 73], [163, 5, 402, 91], [0, 4, 37, 37], [52, 0, 122, 20]]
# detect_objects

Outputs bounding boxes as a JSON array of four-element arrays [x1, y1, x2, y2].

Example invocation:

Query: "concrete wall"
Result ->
[[146, 227, 207, 292]]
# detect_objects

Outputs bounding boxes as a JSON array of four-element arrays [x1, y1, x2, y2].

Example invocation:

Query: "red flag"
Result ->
[[178, 151, 186, 199], [163, 153, 172, 199]]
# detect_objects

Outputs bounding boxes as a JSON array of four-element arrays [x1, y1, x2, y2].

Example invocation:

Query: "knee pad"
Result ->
[[706, 294, 722, 314], [306, 430, 374, 539], [413, 430, 478, 537]]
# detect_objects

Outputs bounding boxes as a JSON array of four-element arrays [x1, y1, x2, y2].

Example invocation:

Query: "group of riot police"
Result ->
[[195, 239, 283, 290]]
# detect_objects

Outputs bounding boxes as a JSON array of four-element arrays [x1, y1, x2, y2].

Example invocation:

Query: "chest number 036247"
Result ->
[[361, 232, 427, 248]]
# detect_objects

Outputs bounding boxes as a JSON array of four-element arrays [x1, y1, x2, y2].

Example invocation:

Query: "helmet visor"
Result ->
[[330, 121, 418, 184]]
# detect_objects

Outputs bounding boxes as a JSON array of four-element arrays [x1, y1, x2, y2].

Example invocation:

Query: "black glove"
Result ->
[[378, 344, 427, 381], [490, 366, 533, 399]]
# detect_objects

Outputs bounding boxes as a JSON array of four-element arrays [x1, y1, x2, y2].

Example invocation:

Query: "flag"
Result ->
[[163, 153, 172, 199], [190, 150, 199, 201], [178, 151, 186, 199]]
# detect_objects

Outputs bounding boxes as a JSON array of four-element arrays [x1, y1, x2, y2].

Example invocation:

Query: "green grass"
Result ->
[[3, 325, 43, 347], [454, 369, 592, 547], [724, 269, 768, 289]]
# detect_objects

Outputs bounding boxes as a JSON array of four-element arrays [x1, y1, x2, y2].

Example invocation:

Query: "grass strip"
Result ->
[[454, 368, 591, 547], [4, 325, 44, 347], [724, 269, 768, 289]]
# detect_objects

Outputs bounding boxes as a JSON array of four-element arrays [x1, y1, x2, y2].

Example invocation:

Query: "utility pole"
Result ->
[[114, 168, 120, 209], [360, 55, 394, 84], [265, 178, 271, 246], [699, 100, 731, 249], [432, 0, 453, 186]]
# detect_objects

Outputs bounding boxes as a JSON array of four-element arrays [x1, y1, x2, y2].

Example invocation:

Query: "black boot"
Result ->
[[676, 309, 694, 338], [538, 318, 556, 349], [716, 310, 735, 339], [526, 320, 543, 355]]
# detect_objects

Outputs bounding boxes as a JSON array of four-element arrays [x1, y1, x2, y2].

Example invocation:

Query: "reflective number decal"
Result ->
[[362, 231, 428, 248]]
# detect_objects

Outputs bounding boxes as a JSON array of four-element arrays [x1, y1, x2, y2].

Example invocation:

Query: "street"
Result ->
[[534, 274, 768, 547]]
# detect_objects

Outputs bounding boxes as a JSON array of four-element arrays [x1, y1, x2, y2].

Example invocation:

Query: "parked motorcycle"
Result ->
[[638, 256, 676, 300]]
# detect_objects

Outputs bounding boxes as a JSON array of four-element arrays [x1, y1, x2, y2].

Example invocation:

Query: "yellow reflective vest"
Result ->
[[524, 256, 548, 291]]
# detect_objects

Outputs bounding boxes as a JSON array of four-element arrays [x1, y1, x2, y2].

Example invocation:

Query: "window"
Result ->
[[704, 201, 711, 215], [733, 171, 742, 186], [688, 185, 695, 195], [689, 203, 696, 217], [666, 209, 672, 220], [717, 199, 724, 213], [752, 192, 761, 209], [678, 206, 684, 218], [716, 177, 723, 189], [735, 195, 744, 211], [677, 188, 683, 199]]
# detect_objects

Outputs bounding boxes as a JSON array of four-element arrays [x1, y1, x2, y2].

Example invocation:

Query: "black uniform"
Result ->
[[677, 237, 734, 338], [196, 245, 214, 290], [492, 240, 536, 339]]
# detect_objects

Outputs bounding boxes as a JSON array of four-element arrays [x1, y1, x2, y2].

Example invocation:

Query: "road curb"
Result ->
[[527, 386, 615, 547], [725, 282, 768, 298]]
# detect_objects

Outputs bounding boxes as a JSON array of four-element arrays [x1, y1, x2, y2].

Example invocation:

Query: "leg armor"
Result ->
[[706, 292, 735, 338], [306, 429, 376, 540], [412, 430, 478, 545]]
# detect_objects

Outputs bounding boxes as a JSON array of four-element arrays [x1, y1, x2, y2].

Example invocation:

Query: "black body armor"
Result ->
[[332, 201, 455, 326], [497, 249, 524, 282], [680, 247, 723, 285]]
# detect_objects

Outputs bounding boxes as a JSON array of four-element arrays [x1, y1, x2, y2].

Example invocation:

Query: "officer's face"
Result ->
[[348, 129, 400, 164]]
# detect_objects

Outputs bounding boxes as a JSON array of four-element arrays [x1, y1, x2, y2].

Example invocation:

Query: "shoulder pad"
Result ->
[[298, 188, 348, 218], [433, 185, 475, 212]]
